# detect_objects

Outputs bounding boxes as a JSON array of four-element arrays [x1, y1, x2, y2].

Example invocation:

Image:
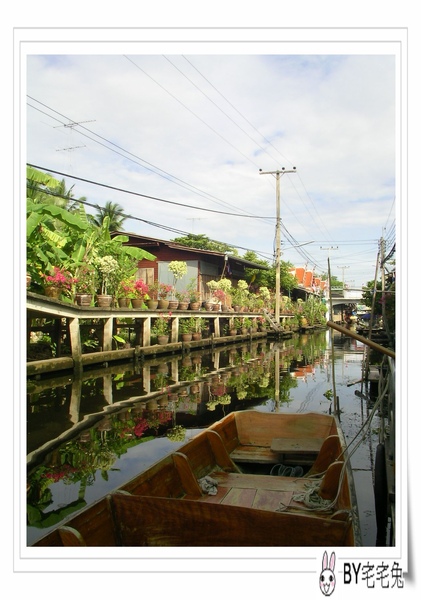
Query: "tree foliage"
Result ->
[[171, 233, 238, 255], [26, 167, 155, 293]]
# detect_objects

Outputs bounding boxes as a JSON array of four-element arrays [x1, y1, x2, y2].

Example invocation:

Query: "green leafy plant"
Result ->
[[151, 313, 172, 336]]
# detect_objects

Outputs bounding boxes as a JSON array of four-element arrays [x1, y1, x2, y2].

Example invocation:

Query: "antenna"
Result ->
[[56, 145, 86, 152], [54, 120, 96, 129]]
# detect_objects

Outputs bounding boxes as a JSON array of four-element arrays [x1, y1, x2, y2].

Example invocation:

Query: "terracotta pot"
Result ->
[[44, 286, 61, 299], [204, 302, 214, 311], [189, 302, 201, 311], [157, 334, 169, 345], [168, 300, 179, 310], [131, 298, 144, 309], [158, 299, 170, 309], [181, 333, 193, 342], [146, 299, 159, 310], [117, 297, 130, 308], [96, 294, 113, 308], [75, 293, 93, 306], [178, 301, 189, 310], [192, 332, 202, 341]]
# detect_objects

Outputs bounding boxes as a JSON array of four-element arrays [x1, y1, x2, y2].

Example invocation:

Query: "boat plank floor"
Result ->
[[212, 470, 309, 492]]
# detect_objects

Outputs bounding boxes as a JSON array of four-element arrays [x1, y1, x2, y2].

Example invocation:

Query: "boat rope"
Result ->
[[276, 376, 389, 515]]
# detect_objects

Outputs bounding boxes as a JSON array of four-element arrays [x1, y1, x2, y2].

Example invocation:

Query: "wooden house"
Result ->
[[118, 233, 268, 302]]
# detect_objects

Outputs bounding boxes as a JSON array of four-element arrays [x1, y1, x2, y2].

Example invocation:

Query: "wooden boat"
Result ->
[[32, 410, 360, 547]]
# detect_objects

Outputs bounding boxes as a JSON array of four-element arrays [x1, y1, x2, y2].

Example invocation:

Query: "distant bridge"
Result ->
[[329, 288, 365, 307]]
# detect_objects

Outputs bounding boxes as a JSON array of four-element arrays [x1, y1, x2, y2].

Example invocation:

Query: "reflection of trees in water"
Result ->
[[27, 334, 330, 531]]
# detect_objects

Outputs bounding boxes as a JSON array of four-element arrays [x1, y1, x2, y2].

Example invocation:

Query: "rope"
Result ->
[[276, 376, 390, 515]]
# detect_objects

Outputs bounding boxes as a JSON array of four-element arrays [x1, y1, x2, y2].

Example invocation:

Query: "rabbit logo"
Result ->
[[319, 551, 336, 596]]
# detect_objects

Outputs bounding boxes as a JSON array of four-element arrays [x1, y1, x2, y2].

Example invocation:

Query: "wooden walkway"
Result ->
[[27, 292, 295, 376]]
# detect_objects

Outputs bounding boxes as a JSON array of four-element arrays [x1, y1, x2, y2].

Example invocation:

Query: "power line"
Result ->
[[27, 163, 273, 219], [28, 96, 276, 225]]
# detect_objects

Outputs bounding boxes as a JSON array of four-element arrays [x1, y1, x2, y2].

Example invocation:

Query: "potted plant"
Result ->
[[241, 316, 253, 334], [95, 255, 119, 307], [231, 280, 249, 311], [168, 261, 188, 309], [151, 313, 172, 344], [74, 263, 97, 306], [206, 278, 232, 310], [192, 317, 208, 340], [116, 277, 134, 308], [158, 283, 173, 309], [42, 266, 75, 300], [145, 281, 159, 309], [187, 278, 201, 310], [175, 289, 190, 310], [179, 316, 195, 342]]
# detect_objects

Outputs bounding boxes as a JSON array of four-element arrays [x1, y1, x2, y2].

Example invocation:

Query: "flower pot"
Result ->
[[26, 274, 32, 288], [189, 302, 200, 311], [157, 334, 169, 345], [192, 332, 202, 341], [181, 333, 193, 342], [168, 300, 179, 310], [204, 302, 214, 311], [212, 303, 220, 311], [146, 299, 159, 310], [158, 299, 170, 309], [117, 297, 130, 308], [75, 293, 93, 306], [229, 329, 237, 336], [44, 286, 61, 299], [131, 298, 144, 309], [96, 294, 113, 308], [178, 301, 189, 310]]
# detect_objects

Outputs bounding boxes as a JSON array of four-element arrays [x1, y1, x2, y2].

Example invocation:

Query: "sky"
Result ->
[[24, 39, 399, 290]]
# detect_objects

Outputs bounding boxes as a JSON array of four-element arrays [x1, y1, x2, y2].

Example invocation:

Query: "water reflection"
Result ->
[[27, 330, 339, 544]]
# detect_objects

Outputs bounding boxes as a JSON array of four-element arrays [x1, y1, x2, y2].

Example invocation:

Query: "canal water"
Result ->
[[26, 329, 381, 547]]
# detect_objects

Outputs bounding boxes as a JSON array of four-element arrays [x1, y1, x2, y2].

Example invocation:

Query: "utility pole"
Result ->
[[338, 265, 350, 290], [320, 246, 338, 320], [260, 167, 297, 324]]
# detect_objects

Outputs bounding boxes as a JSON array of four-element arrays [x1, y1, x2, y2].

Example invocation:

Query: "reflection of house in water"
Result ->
[[291, 363, 316, 381]]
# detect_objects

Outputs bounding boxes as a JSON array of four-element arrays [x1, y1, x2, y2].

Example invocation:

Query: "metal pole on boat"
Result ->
[[327, 257, 339, 416], [259, 167, 296, 325]]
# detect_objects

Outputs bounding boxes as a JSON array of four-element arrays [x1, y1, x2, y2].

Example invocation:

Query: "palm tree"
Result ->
[[89, 201, 127, 231]]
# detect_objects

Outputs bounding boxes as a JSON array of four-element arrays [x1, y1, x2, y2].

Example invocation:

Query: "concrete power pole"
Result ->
[[259, 167, 296, 324]]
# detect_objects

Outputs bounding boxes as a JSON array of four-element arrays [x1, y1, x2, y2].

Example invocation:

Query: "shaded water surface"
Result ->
[[27, 330, 380, 546]]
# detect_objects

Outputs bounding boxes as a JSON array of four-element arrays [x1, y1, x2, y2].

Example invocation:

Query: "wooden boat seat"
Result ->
[[226, 411, 338, 466], [175, 441, 345, 513], [230, 444, 281, 464], [58, 525, 87, 546]]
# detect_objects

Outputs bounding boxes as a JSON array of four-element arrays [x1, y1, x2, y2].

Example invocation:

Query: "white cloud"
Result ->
[[25, 41, 399, 286]]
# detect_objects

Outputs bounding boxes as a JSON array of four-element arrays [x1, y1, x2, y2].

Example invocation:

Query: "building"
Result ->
[[120, 232, 268, 302]]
